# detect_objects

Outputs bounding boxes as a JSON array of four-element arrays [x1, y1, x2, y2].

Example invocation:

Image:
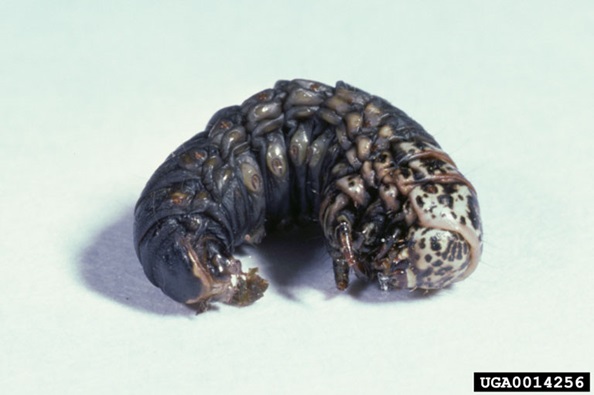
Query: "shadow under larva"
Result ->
[[133, 79, 483, 311]]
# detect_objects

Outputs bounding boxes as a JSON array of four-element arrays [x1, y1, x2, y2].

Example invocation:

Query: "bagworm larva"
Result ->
[[134, 79, 482, 309]]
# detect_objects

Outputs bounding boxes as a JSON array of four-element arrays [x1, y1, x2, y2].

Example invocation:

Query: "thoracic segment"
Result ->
[[134, 79, 483, 308]]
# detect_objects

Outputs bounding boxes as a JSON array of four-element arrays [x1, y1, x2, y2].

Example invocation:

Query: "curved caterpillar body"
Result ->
[[134, 79, 482, 308]]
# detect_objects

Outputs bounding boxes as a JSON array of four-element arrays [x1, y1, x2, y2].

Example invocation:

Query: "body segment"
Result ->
[[134, 79, 482, 308]]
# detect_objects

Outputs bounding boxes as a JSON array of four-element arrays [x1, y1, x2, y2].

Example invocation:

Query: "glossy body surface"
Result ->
[[134, 79, 482, 308]]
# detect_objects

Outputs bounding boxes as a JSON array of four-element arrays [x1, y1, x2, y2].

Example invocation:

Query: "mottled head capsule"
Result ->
[[378, 182, 483, 290]]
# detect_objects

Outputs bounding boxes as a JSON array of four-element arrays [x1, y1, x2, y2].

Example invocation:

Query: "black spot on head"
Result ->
[[420, 158, 444, 174], [442, 183, 460, 194], [424, 254, 432, 263], [456, 243, 464, 260], [415, 195, 425, 208], [447, 242, 458, 262], [460, 216, 466, 225], [418, 237, 426, 249], [437, 194, 454, 209], [432, 259, 444, 267], [430, 236, 441, 251], [441, 237, 455, 260], [417, 266, 434, 279], [466, 194, 481, 230]]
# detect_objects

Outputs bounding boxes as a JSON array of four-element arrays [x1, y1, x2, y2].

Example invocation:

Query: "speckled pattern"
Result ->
[[134, 79, 483, 308]]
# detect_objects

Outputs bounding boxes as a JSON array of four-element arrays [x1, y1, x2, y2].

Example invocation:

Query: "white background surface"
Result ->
[[1, 1, 592, 394]]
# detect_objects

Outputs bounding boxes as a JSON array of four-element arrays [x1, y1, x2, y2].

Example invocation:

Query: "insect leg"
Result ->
[[336, 222, 368, 278]]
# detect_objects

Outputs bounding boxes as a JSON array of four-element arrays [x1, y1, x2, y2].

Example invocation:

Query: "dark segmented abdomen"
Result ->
[[134, 79, 482, 307]]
